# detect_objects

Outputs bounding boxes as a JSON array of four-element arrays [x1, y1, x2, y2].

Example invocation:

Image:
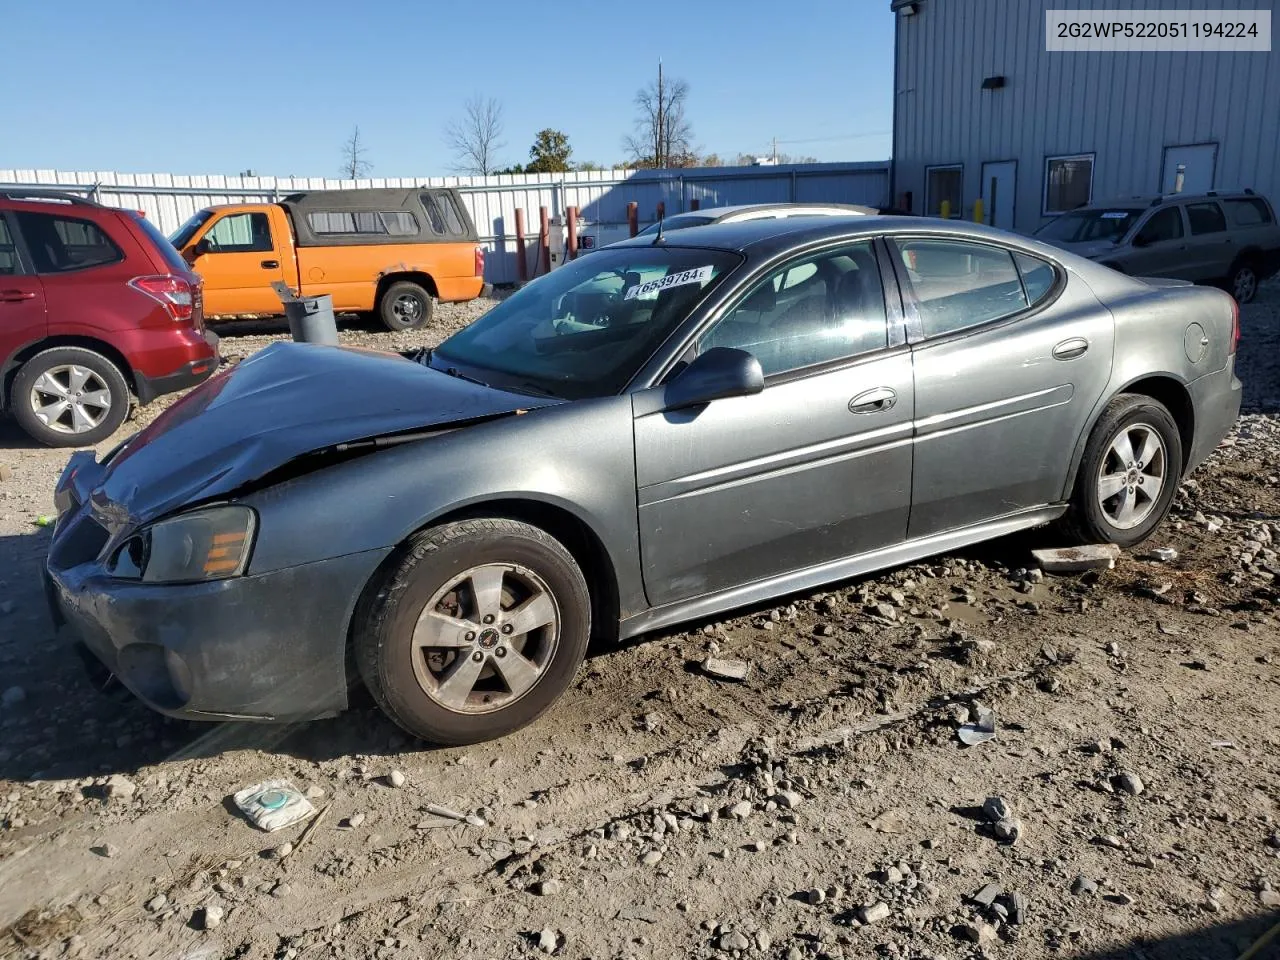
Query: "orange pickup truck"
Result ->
[[169, 188, 486, 330]]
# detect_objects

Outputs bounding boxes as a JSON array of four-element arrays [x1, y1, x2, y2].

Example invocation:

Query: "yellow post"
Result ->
[[973, 197, 985, 224], [939, 199, 951, 220]]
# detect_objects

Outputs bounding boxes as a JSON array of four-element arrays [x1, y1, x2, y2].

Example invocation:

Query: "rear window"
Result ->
[[1224, 197, 1273, 227], [131, 212, 192, 273], [16, 212, 124, 273], [419, 192, 468, 237], [1186, 202, 1227, 235], [307, 210, 420, 236], [0, 217, 20, 274]]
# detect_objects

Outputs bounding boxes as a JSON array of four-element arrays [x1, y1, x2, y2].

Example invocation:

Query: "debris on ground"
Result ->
[[700, 656, 750, 681], [232, 780, 316, 832], [1031, 543, 1122, 572]]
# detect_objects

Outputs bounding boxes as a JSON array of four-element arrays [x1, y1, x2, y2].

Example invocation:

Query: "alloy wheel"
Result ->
[[1096, 424, 1166, 530], [28, 365, 114, 435]]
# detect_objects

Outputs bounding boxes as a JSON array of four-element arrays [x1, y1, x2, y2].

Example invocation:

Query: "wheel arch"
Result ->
[[375, 271, 439, 304], [1061, 373, 1195, 500], [1, 336, 136, 412]]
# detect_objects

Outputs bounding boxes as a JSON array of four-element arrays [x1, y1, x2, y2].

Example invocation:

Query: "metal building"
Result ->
[[889, 0, 1280, 234]]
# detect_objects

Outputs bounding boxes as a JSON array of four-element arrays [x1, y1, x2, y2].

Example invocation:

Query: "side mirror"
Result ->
[[663, 347, 764, 411], [185, 238, 209, 262]]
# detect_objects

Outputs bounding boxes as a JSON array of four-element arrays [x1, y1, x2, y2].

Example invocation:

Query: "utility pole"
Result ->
[[771, 137, 778, 164], [656, 60, 665, 168]]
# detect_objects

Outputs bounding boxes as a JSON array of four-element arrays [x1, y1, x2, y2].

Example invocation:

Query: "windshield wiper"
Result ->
[[444, 366, 489, 387], [512, 381, 563, 399]]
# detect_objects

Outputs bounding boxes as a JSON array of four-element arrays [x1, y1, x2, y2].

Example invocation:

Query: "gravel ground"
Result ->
[[0, 285, 1278, 960]]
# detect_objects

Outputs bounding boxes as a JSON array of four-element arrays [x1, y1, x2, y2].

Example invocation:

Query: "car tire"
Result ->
[[354, 518, 591, 746], [1227, 259, 1259, 304], [11, 346, 131, 448], [378, 281, 434, 332], [1059, 394, 1183, 549]]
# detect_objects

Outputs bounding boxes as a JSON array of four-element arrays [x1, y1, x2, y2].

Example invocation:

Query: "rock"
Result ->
[[957, 921, 996, 945], [744, 840, 765, 853], [640, 850, 663, 866], [1260, 890, 1280, 908], [1096, 834, 1125, 850], [971, 883, 1002, 908], [1005, 891, 1028, 924], [807, 888, 827, 906], [533, 878, 562, 896], [702, 657, 750, 681], [0, 464, 12, 482], [1032, 544, 1121, 573], [304, 784, 325, 800], [91, 843, 119, 858], [199, 904, 224, 930], [1113, 771, 1145, 796], [982, 796, 1012, 822], [346, 813, 366, 828], [1149, 547, 1178, 562], [104, 775, 137, 800], [755, 930, 772, 951], [859, 902, 891, 924], [2, 686, 27, 708], [1082, 738, 1111, 754], [271, 882, 292, 898], [1071, 875, 1098, 896], [387, 770, 406, 788], [719, 931, 751, 951], [145, 894, 167, 912], [773, 790, 803, 809], [272, 842, 293, 860], [993, 818, 1023, 845], [537, 928, 558, 953], [1266, 833, 1280, 850], [724, 800, 753, 820]]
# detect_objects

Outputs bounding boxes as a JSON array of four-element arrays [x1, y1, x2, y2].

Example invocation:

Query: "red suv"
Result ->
[[0, 190, 219, 446]]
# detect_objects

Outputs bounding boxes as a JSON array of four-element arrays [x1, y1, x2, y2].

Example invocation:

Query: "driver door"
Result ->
[[190, 210, 287, 316], [633, 240, 914, 607], [1120, 205, 1190, 279]]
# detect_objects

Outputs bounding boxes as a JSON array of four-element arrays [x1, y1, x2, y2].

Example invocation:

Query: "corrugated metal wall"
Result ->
[[0, 164, 890, 284], [891, 0, 1280, 234]]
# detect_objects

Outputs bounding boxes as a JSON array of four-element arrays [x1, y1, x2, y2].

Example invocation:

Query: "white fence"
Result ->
[[0, 163, 891, 285]]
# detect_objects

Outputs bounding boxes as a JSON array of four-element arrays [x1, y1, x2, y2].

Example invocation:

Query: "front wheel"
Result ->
[[354, 519, 591, 746], [378, 281, 434, 332], [1059, 395, 1183, 548]]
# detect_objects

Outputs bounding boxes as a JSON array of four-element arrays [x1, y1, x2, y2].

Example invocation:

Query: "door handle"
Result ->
[[260, 259, 280, 269], [848, 387, 897, 413], [0, 290, 36, 303], [1052, 337, 1089, 361]]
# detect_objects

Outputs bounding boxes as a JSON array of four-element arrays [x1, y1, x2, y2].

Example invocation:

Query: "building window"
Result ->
[[925, 165, 962, 218], [1043, 154, 1094, 215]]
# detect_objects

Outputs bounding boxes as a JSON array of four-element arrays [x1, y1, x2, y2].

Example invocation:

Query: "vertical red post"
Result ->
[[690, 198, 700, 211], [567, 206, 579, 260], [514, 208, 528, 282], [656, 201, 666, 221], [538, 206, 550, 275], [627, 201, 638, 237]]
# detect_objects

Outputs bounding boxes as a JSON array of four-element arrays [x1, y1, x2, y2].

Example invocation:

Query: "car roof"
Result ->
[[1081, 190, 1264, 209], [697, 202, 876, 220]]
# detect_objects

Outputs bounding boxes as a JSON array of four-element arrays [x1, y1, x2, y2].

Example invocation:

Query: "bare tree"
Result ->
[[340, 125, 373, 179], [623, 63, 695, 168], [445, 97, 506, 175]]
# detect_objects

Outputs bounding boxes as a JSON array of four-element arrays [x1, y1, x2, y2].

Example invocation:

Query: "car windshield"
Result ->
[[636, 214, 716, 236], [1035, 208, 1143, 243], [168, 209, 213, 249], [432, 247, 740, 399]]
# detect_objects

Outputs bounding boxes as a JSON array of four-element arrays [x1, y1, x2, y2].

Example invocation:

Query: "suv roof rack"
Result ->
[[0, 188, 97, 206]]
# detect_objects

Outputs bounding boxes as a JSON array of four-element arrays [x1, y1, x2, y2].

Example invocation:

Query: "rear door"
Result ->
[[1182, 201, 1233, 280], [892, 237, 1114, 538], [0, 212, 47, 360], [189, 209, 287, 316]]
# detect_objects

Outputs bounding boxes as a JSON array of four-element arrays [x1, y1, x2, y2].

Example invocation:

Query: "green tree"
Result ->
[[526, 129, 573, 173]]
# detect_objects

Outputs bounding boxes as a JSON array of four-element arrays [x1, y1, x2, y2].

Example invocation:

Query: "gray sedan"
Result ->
[[45, 216, 1242, 745]]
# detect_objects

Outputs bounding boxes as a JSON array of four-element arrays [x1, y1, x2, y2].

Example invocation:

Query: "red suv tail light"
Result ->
[[130, 275, 195, 322], [474, 245, 485, 278]]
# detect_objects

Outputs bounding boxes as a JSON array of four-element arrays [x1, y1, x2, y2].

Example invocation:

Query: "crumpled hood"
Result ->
[[89, 342, 555, 529]]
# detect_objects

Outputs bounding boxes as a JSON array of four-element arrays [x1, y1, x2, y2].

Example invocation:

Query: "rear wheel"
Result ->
[[354, 519, 591, 745], [1059, 395, 1183, 548], [378, 281, 434, 332], [1227, 259, 1259, 304], [11, 347, 130, 447]]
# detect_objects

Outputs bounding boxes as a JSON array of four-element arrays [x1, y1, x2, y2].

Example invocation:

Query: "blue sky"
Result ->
[[1, 0, 894, 177]]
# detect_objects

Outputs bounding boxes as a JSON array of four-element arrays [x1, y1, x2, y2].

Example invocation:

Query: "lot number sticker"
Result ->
[[624, 265, 714, 300]]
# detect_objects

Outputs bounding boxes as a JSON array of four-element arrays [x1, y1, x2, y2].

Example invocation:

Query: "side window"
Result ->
[[895, 239, 1028, 338], [15, 212, 123, 273], [1224, 198, 1272, 227], [701, 241, 888, 376], [1014, 252, 1056, 305], [420, 193, 468, 236], [204, 212, 273, 252], [1137, 207, 1184, 244], [1186, 202, 1227, 235], [0, 217, 21, 275]]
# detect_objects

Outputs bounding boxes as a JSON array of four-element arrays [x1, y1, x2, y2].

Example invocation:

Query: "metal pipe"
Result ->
[[514, 208, 528, 282], [690, 198, 700, 211], [627, 202, 638, 237], [566, 206, 578, 260], [538, 206, 549, 277]]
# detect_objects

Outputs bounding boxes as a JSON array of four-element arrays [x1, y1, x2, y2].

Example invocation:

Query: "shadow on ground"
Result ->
[[1077, 911, 1280, 959]]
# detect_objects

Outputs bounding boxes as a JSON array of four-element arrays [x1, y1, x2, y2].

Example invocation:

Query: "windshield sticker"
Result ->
[[624, 265, 714, 301], [1100, 211, 1131, 219]]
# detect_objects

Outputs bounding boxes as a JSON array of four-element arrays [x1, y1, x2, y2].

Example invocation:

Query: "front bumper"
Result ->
[[1186, 356, 1243, 474], [45, 533, 390, 722]]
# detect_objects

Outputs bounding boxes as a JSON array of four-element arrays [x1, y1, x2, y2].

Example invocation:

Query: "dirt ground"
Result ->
[[1, 286, 1278, 960]]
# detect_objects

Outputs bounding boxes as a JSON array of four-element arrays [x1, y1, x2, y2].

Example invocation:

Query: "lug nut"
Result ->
[[471, 651, 484, 662], [501, 623, 513, 634], [465, 631, 476, 642], [482, 614, 496, 624], [495, 647, 507, 657]]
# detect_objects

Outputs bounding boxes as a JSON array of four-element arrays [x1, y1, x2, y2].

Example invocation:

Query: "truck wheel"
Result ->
[[378, 281, 434, 332], [11, 347, 131, 447]]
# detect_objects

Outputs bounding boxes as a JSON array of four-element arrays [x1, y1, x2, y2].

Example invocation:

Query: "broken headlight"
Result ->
[[108, 506, 256, 583]]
